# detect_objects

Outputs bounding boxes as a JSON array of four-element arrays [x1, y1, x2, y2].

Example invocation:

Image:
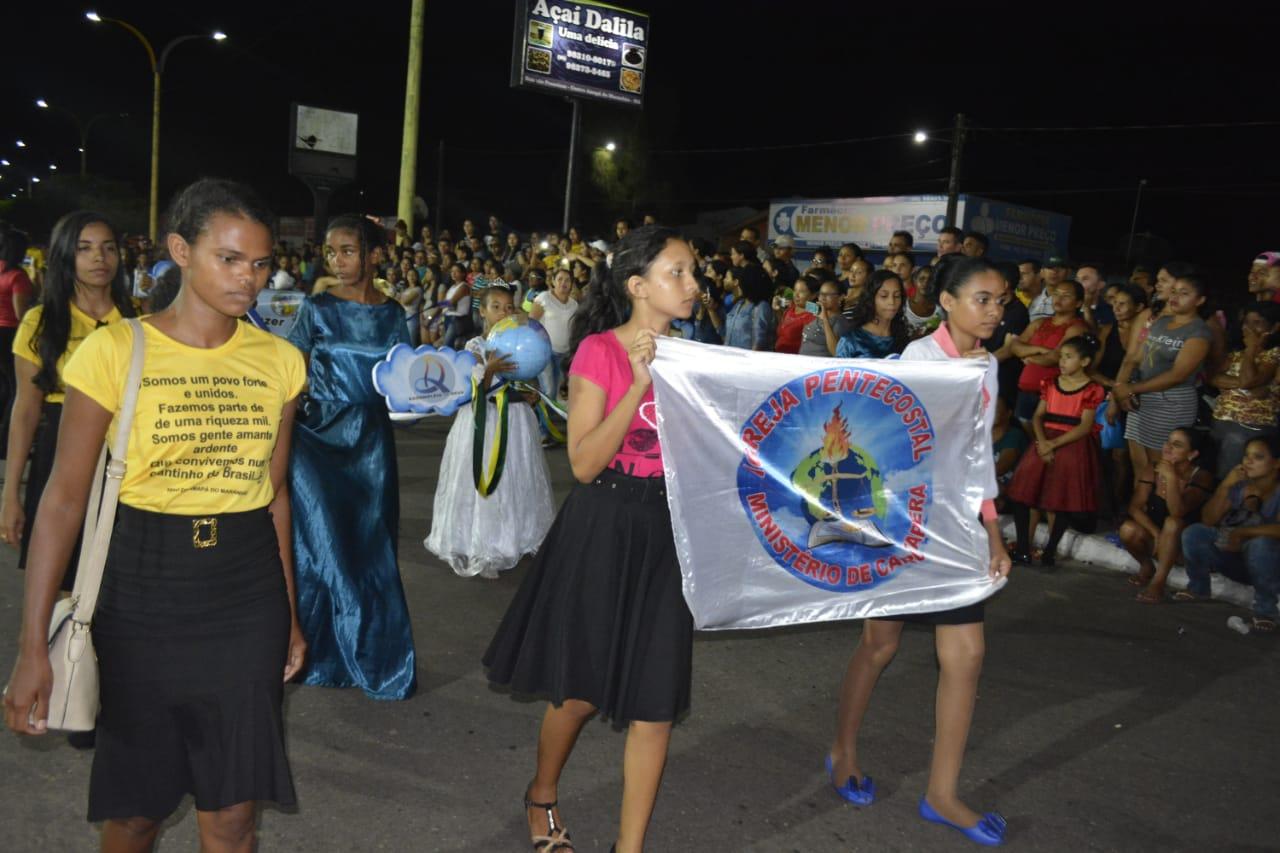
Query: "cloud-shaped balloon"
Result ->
[[371, 343, 478, 419]]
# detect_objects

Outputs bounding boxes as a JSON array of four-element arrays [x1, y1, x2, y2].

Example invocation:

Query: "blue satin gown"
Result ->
[[288, 293, 417, 700]]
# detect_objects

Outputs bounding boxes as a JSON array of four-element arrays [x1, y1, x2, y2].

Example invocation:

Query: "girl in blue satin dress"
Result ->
[[288, 215, 417, 700]]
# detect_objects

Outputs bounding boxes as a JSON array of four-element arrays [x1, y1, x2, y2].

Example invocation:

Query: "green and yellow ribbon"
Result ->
[[471, 377, 510, 496], [520, 382, 568, 444]]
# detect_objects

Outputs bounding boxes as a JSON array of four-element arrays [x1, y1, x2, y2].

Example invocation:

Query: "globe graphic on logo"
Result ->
[[736, 369, 937, 591], [487, 317, 552, 381], [793, 446, 885, 525], [790, 405, 891, 549]]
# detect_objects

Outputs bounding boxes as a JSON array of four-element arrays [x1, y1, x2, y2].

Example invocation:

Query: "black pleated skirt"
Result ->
[[19, 402, 81, 591], [483, 468, 694, 725], [873, 600, 986, 625], [88, 505, 296, 822]]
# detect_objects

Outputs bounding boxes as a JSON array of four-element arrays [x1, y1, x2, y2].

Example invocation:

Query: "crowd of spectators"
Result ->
[[4, 209, 1277, 632]]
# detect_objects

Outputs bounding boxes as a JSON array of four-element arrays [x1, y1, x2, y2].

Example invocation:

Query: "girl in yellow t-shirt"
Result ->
[[2, 179, 307, 851], [2, 212, 137, 590]]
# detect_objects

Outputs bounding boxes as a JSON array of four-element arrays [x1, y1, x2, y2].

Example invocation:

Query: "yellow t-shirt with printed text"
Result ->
[[63, 319, 306, 515], [12, 303, 125, 404]]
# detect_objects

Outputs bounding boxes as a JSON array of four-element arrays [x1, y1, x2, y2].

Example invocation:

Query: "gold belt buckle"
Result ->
[[192, 517, 218, 549]]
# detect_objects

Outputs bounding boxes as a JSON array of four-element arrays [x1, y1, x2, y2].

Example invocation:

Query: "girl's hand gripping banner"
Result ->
[[649, 338, 1006, 630]]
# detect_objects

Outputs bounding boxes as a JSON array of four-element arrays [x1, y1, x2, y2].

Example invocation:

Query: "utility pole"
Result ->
[[562, 98, 581, 233], [397, 0, 425, 227], [1125, 179, 1148, 265], [945, 113, 966, 228], [435, 140, 445, 231]]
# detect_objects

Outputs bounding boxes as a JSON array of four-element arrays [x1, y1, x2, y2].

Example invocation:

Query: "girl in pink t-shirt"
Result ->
[[484, 225, 700, 853]]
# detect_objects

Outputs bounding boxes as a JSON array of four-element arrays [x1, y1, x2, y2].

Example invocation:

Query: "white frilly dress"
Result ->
[[425, 337, 555, 577]]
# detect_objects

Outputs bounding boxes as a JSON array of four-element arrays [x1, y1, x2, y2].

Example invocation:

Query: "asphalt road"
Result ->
[[1, 420, 1276, 852]]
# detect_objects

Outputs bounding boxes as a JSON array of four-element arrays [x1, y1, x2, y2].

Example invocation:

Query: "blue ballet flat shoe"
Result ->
[[918, 796, 1007, 846], [824, 754, 876, 806]]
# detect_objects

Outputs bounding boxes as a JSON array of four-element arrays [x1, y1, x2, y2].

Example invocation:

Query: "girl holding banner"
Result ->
[[484, 226, 700, 853], [827, 255, 1012, 847]]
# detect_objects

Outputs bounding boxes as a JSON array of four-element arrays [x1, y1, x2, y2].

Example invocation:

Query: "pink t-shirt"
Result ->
[[569, 330, 664, 478]]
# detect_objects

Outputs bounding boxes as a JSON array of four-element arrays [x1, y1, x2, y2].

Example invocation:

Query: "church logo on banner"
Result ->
[[738, 367, 934, 592], [648, 338, 1004, 631]]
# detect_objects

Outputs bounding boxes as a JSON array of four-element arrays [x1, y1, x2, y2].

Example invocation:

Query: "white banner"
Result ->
[[650, 339, 1004, 630]]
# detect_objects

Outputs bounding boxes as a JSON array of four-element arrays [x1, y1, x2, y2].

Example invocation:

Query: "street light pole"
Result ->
[[86, 12, 226, 240], [37, 98, 128, 177], [1125, 178, 1148, 266], [562, 98, 581, 233], [945, 113, 966, 228], [397, 0, 425, 228]]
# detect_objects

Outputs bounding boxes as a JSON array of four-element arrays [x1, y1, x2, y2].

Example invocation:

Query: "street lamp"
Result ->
[[86, 11, 228, 239], [604, 141, 617, 152], [910, 115, 967, 227], [36, 99, 49, 109], [15, 140, 25, 148]]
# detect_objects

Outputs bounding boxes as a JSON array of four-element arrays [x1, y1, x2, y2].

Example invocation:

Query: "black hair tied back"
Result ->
[[165, 177, 277, 245], [928, 254, 1001, 309], [1062, 333, 1100, 361], [326, 213, 387, 275], [569, 225, 682, 356]]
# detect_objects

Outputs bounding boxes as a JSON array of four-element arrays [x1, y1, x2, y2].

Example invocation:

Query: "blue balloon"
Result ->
[[487, 319, 552, 381]]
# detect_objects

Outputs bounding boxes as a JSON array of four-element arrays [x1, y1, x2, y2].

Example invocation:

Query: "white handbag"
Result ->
[[44, 318, 146, 732]]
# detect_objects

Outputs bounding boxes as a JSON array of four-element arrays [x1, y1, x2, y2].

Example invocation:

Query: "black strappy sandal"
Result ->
[[524, 789, 573, 851]]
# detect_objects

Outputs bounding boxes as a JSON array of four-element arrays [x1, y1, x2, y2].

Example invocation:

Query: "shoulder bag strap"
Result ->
[[68, 318, 147, 621]]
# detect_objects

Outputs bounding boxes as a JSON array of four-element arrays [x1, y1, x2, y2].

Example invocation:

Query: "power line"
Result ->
[[972, 120, 1280, 133], [967, 182, 1280, 196], [444, 118, 1280, 158], [445, 130, 926, 156], [649, 131, 921, 155]]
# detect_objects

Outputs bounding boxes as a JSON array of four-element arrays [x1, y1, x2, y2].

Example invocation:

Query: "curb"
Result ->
[[997, 516, 1255, 611]]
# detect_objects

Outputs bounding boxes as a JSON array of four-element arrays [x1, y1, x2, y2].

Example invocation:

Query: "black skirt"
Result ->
[[874, 600, 985, 625], [88, 505, 296, 822], [483, 468, 693, 725], [19, 402, 82, 591]]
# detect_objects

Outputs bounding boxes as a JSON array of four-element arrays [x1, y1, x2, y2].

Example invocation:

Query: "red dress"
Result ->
[[1007, 378, 1105, 512], [774, 305, 817, 354], [1017, 316, 1088, 392]]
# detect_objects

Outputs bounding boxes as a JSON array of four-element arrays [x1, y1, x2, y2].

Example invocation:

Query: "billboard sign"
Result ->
[[289, 103, 358, 183], [961, 197, 1072, 262], [511, 0, 650, 108], [769, 196, 961, 253], [768, 195, 1070, 261]]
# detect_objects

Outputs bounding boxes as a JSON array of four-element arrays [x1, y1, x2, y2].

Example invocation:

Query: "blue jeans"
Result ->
[[1181, 523, 1280, 620], [535, 352, 568, 440], [538, 351, 568, 404]]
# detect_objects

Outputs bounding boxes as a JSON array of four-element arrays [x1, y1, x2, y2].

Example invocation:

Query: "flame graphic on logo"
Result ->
[[822, 404, 851, 465]]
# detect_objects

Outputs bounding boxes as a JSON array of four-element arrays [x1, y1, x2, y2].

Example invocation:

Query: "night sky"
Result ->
[[4, 1, 1276, 283]]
